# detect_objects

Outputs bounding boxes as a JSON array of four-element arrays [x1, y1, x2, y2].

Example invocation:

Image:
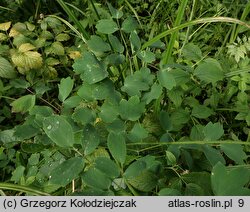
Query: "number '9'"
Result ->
[[238, 199, 244, 207]]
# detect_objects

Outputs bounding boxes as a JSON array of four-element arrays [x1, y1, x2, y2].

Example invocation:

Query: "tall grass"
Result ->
[[162, 0, 188, 64], [142, 17, 250, 50], [56, 0, 89, 40]]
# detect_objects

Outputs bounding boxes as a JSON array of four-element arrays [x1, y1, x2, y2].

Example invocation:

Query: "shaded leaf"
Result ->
[[220, 144, 247, 165], [203, 122, 224, 141], [49, 157, 84, 186], [119, 96, 145, 121], [58, 77, 74, 102], [82, 167, 111, 190], [95, 157, 120, 178], [0, 56, 16, 79], [107, 132, 126, 165], [157, 69, 176, 90], [194, 58, 224, 84], [211, 162, 250, 195], [11, 95, 36, 113]]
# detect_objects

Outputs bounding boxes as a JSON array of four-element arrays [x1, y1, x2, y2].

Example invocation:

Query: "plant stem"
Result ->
[[0, 183, 50, 196], [127, 140, 250, 146]]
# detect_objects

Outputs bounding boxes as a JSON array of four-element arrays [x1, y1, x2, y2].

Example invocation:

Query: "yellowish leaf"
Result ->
[[11, 50, 43, 74], [0, 22, 11, 31], [0, 33, 7, 41], [19, 43, 36, 53], [9, 28, 20, 37], [68, 50, 81, 59]]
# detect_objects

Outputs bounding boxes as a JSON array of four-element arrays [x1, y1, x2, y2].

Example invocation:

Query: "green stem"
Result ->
[[0, 183, 50, 196], [127, 140, 250, 146]]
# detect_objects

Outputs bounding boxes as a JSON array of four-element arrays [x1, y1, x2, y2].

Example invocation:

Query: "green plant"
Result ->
[[0, 1, 250, 196]]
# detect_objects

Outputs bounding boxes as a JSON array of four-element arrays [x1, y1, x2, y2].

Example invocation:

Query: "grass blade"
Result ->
[[142, 17, 250, 50], [56, 0, 89, 40], [162, 0, 188, 64]]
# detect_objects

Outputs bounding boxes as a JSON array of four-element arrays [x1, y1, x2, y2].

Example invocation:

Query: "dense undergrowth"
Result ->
[[0, 0, 250, 196]]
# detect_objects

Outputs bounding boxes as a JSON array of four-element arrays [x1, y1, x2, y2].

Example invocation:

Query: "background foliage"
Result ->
[[0, 0, 250, 196]]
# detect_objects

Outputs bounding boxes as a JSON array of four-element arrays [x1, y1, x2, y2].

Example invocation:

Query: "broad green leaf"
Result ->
[[185, 183, 204, 195], [192, 105, 213, 119], [220, 144, 247, 165], [158, 188, 181, 196], [108, 34, 124, 53], [21, 143, 45, 153], [11, 166, 25, 183], [82, 125, 100, 155], [122, 17, 138, 33], [0, 57, 16, 79], [43, 115, 74, 147], [182, 43, 202, 61], [159, 111, 172, 131], [106, 119, 126, 133], [167, 89, 183, 107], [14, 124, 39, 140], [63, 96, 81, 108], [194, 58, 224, 84], [73, 52, 108, 84], [211, 162, 250, 195], [190, 125, 205, 140], [137, 50, 155, 63], [10, 79, 30, 89], [77, 79, 118, 101], [87, 35, 111, 53], [105, 54, 125, 65], [107, 3, 123, 19], [203, 122, 224, 141], [96, 19, 119, 34], [99, 100, 119, 123], [170, 109, 190, 129], [157, 69, 176, 90], [11, 94, 36, 113], [95, 157, 120, 178], [58, 77, 74, 102], [170, 68, 190, 85], [72, 107, 96, 125], [202, 145, 225, 166], [127, 123, 148, 142], [130, 31, 141, 52], [142, 83, 162, 104], [82, 167, 111, 190], [119, 96, 145, 121], [182, 172, 212, 195], [121, 68, 154, 96], [107, 132, 126, 165], [124, 160, 157, 192], [49, 157, 85, 186]]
